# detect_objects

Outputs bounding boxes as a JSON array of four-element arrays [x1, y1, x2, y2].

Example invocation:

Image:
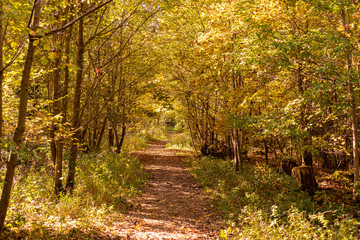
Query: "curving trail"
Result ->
[[113, 140, 223, 239]]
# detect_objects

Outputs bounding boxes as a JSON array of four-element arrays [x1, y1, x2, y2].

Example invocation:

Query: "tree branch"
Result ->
[[36, 0, 113, 38], [0, 36, 28, 72]]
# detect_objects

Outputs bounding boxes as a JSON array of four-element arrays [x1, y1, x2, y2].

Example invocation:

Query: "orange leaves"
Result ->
[[132, 219, 144, 230], [95, 67, 103, 77], [48, 51, 59, 61], [337, 23, 354, 38], [179, 225, 196, 233]]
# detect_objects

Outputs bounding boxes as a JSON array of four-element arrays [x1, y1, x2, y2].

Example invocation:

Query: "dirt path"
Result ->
[[113, 141, 223, 239]]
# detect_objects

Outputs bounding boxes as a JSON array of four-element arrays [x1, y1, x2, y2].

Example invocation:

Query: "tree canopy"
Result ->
[[0, 0, 360, 238]]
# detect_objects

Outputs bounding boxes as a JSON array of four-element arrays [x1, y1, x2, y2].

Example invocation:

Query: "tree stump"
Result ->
[[279, 160, 298, 175], [291, 166, 318, 196]]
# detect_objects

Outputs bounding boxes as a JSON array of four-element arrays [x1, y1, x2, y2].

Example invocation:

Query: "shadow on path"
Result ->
[[114, 140, 223, 239]]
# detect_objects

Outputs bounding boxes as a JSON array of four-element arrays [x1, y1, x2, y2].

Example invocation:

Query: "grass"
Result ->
[[164, 131, 194, 151], [1, 151, 147, 239], [190, 156, 360, 239], [120, 132, 149, 152]]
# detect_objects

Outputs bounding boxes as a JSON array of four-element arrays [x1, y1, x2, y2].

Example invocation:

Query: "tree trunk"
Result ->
[[95, 118, 107, 149], [303, 147, 313, 167], [0, 0, 4, 165], [291, 166, 318, 196], [113, 126, 120, 153], [280, 160, 298, 175], [92, 118, 98, 148], [108, 127, 114, 147], [297, 64, 313, 167], [340, 8, 359, 193], [50, 39, 62, 167], [321, 150, 330, 169], [50, 130, 56, 165], [0, 0, 41, 232], [54, 27, 71, 196], [66, 18, 84, 193], [62, 28, 71, 125], [117, 124, 126, 153], [54, 140, 64, 196], [232, 127, 243, 172], [337, 7, 360, 201]]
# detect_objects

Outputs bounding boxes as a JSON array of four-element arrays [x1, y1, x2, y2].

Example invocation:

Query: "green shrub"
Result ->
[[77, 152, 147, 208], [121, 132, 148, 152], [165, 132, 193, 150], [190, 156, 360, 239], [3, 151, 146, 236]]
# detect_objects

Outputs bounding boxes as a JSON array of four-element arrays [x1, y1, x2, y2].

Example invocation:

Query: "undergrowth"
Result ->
[[2, 152, 146, 239], [190, 156, 360, 239], [120, 132, 149, 152], [165, 132, 193, 151], [140, 120, 168, 142]]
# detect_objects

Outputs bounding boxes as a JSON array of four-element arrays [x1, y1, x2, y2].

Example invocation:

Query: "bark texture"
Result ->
[[0, 0, 41, 232], [66, 18, 84, 193], [291, 166, 318, 196], [279, 160, 298, 175]]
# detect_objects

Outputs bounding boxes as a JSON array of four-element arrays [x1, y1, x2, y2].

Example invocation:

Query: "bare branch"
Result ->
[[36, 0, 113, 38], [99, 9, 159, 69], [1, 36, 28, 72]]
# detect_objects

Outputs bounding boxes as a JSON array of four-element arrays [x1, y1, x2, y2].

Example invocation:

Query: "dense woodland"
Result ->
[[1, 0, 360, 239]]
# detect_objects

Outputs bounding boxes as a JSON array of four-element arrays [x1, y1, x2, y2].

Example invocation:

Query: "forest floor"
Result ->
[[109, 140, 224, 239]]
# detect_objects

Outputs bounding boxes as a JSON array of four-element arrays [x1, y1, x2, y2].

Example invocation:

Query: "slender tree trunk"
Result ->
[[52, 49, 63, 195], [108, 127, 114, 147], [91, 127, 96, 149], [232, 130, 239, 172], [117, 124, 126, 153], [0, 0, 41, 231], [116, 42, 125, 154], [52, 11, 72, 195], [232, 127, 243, 172], [54, 27, 71, 196], [95, 119, 107, 149], [50, 131, 56, 165], [66, 18, 84, 193], [113, 127, 120, 152], [62, 27, 71, 124], [92, 118, 98, 148], [348, 69, 359, 184], [297, 64, 313, 166], [0, 0, 4, 165], [230, 62, 243, 172], [50, 41, 62, 165], [340, 8, 359, 188], [187, 119, 198, 155], [108, 68, 117, 149], [54, 140, 63, 195]]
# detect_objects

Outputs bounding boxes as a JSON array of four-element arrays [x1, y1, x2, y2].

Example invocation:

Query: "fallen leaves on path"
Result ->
[[110, 140, 224, 239]]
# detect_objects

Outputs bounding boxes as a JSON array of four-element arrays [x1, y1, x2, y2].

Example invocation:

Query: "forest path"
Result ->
[[113, 140, 223, 239]]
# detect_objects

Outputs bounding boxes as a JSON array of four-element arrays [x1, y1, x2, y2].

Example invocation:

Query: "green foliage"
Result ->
[[190, 156, 360, 239], [165, 132, 193, 150], [230, 206, 360, 240], [77, 152, 147, 209], [191, 157, 312, 215], [315, 170, 354, 207], [121, 120, 169, 150], [3, 152, 146, 235], [119, 122, 167, 152], [121, 132, 149, 153], [3, 0, 360, 237], [142, 121, 168, 141]]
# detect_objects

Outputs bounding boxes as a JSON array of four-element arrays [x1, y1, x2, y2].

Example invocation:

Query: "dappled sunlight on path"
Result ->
[[112, 141, 223, 239]]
